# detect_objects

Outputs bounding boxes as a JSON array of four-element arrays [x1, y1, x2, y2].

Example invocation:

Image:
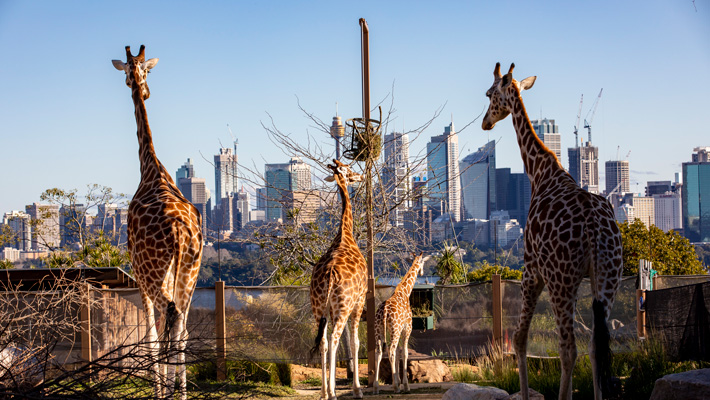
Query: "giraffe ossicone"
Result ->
[[373, 252, 424, 395], [310, 159, 367, 400], [482, 62, 622, 400], [113, 45, 203, 400]]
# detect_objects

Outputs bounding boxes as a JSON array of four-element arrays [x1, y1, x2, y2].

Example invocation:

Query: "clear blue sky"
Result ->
[[1, 1, 708, 213]]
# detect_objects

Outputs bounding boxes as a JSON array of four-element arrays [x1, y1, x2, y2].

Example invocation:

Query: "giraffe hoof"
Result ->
[[353, 389, 363, 399]]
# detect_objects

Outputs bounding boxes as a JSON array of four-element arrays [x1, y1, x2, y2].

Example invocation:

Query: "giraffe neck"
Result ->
[[508, 88, 560, 187], [129, 77, 164, 183], [395, 263, 419, 297], [335, 178, 354, 241]]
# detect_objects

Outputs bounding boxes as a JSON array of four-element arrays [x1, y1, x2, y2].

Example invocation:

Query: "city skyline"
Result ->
[[1, 1, 709, 213]]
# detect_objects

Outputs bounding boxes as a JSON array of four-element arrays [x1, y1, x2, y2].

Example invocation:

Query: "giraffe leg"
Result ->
[[389, 331, 401, 393], [401, 324, 412, 393], [350, 299, 366, 399], [514, 269, 545, 400], [140, 292, 162, 399], [319, 323, 329, 400], [175, 313, 188, 400], [374, 333, 383, 395], [551, 294, 577, 400], [328, 314, 349, 400]]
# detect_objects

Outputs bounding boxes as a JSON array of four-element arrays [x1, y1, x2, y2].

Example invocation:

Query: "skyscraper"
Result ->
[[653, 192, 682, 232], [2, 211, 32, 251], [531, 119, 561, 161], [264, 157, 312, 221], [426, 122, 460, 222], [460, 140, 496, 220], [178, 176, 209, 236], [176, 158, 195, 182], [568, 143, 599, 194], [495, 169, 531, 228], [682, 147, 710, 242], [605, 160, 630, 195], [214, 145, 238, 207], [330, 115, 345, 160], [25, 203, 60, 251], [383, 131, 411, 227]]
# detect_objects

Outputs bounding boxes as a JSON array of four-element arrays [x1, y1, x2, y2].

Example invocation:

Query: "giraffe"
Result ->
[[373, 252, 424, 395], [112, 45, 203, 400], [310, 159, 366, 400], [481, 63, 622, 400]]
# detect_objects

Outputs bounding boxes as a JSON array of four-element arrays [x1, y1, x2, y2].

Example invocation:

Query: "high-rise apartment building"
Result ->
[[460, 140, 496, 220], [383, 131, 411, 227], [606, 160, 630, 195], [682, 147, 710, 242], [653, 192, 682, 232], [531, 119, 561, 161], [2, 211, 32, 251], [426, 122, 460, 222], [265, 157, 312, 221], [568, 143, 599, 194], [178, 176, 209, 236], [25, 203, 60, 251], [214, 144, 238, 207]]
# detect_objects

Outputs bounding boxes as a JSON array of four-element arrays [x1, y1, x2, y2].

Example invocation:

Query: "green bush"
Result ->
[[467, 262, 523, 282], [188, 360, 292, 386]]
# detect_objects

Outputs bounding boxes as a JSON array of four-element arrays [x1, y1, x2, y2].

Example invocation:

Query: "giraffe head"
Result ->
[[324, 159, 363, 186], [410, 252, 425, 276], [482, 63, 536, 130], [112, 45, 159, 100]]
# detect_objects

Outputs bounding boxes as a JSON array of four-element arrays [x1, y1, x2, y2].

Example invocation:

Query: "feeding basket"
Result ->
[[343, 107, 382, 162]]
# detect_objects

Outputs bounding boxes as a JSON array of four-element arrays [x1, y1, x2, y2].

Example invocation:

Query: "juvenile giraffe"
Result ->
[[481, 63, 622, 400], [373, 252, 424, 395], [310, 159, 366, 400], [112, 46, 203, 400]]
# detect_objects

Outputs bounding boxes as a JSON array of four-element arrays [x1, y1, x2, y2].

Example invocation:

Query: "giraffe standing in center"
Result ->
[[373, 252, 425, 395], [310, 159, 367, 400], [481, 63, 622, 400], [112, 46, 203, 400]]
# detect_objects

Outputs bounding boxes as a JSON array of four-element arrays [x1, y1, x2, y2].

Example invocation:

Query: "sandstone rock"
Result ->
[[505, 388, 545, 400], [378, 349, 453, 384], [649, 368, 710, 400], [442, 383, 509, 400]]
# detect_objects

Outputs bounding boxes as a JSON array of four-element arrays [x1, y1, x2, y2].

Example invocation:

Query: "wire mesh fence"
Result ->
[[3, 274, 709, 369]]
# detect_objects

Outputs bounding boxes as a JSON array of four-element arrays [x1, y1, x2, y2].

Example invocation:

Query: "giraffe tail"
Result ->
[[593, 299, 613, 398], [310, 317, 328, 360]]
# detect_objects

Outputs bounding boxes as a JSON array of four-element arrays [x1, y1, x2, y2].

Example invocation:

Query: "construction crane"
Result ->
[[226, 124, 238, 153], [574, 94, 583, 148], [583, 88, 603, 144]]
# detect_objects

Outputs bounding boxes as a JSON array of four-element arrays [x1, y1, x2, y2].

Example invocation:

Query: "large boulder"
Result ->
[[649, 368, 710, 400], [505, 388, 545, 400], [378, 349, 453, 384], [442, 383, 509, 400]]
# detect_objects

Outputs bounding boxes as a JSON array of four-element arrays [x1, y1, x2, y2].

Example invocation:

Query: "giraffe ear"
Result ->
[[520, 76, 536, 91], [112, 60, 126, 71], [324, 175, 335, 182], [143, 58, 159, 71], [501, 73, 513, 88]]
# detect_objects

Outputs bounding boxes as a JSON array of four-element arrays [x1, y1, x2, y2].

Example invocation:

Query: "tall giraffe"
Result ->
[[310, 159, 366, 400], [481, 63, 622, 400], [373, 252, 424, 395], [112, 45, 203, 400]]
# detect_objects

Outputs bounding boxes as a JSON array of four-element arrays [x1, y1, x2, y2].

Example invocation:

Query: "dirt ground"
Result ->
[[285, 365, 456, 400]]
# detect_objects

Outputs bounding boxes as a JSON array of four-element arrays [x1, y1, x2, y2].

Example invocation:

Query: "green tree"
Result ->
[[434, 243, 468, 284], [618, 219, 706, 276], [466, 261, 523, 282]]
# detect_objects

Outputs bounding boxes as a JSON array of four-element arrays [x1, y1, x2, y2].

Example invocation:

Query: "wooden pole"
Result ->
[[636, 289, 646, 339], [80, 282, 92, 375], [492, 274, 503, 347], [359, 17, 377, 387], [215, 281, 227, 380]]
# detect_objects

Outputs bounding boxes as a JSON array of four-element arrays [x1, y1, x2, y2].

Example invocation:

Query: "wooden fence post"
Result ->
[[492, 274, 502, 348], [636, 289, 646, 339], [215, 281, 227, 381], [80, 282, 92, 367]]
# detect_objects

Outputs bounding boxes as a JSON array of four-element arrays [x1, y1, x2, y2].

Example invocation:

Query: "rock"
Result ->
[[378, 349, 453, 384], [505, 388, 545, 400], [649, 368, 710, 400], [442, 383, 509, 400]]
